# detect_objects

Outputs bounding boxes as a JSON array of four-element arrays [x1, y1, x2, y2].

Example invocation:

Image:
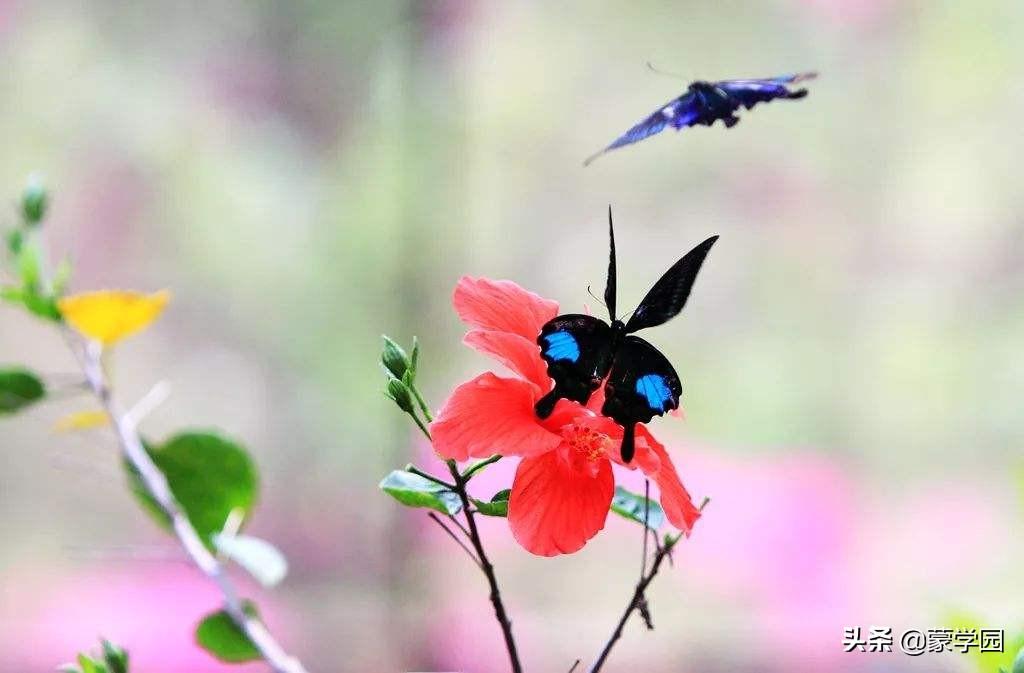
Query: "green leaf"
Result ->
[[22, 288, 62, 321], [379, 470, 462, 515], [76, 654, 105, 673], [22, 174, 48, 225], [2, 284, 62, 321], [195, 602, 261, 663], [213, 533, 288, 587], [0, 367, 46, 414], [6, 228, 24, 255], [53, 257, 73, 295], [125, 432, 259, 549], [610, 486, 665, 529], [473, 489, 510, 517], [101, 639, 129, 673], [17, 245, 41, 291]]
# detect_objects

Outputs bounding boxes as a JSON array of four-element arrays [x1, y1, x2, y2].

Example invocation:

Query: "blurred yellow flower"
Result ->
[[54, 409, 109, 433], [58, 290, 171, 345]]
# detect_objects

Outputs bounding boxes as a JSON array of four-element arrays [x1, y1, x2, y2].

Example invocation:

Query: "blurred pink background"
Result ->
[[2, 0, 1023, 671]]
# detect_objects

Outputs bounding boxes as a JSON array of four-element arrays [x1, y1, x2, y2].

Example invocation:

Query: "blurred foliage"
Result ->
[[195, 603, 261, 663], [126, 432, 259, 550], [946, 612, 1024, 673], [0, 367, 46, 414], [473, 488, 510, 518], [610, 485, 666, 530], [59, 639, 129, 673]]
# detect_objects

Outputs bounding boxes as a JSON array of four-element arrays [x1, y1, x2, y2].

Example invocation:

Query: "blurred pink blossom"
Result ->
[[0, 565, 278, 672]]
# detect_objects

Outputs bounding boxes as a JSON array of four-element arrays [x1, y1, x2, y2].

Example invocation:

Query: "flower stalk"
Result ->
[[383, 345, 523, 673], [65, 333, 310, 673]]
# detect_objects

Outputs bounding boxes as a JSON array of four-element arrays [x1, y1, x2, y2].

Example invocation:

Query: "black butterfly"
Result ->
[[583, 72, 817, 165], [534, 209, 718, 462]]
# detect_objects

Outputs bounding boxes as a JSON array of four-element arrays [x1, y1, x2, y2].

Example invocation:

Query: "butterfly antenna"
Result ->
[[586, 284, 608, 310], [646, 61, 688, 80], [605, 206, 617, 320], [617, 300, 642, 324]]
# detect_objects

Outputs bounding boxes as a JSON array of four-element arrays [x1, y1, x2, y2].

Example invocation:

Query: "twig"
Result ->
[[447, 460, 523, 673], [406, 383, 522, 673], [640, 480, 650, 578], [427, 512, 481, 569], [637, 480, 654, 630], [461, 454, 502, 480], [124, 380, 171, 428], [587, 535, 681, 673], [404, 464, 455, 490], [66, 332, 309, 673]]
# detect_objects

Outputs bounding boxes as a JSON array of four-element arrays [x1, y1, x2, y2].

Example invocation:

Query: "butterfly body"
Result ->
[[584, 72, 816, 165], [534, 210, 717, 462]]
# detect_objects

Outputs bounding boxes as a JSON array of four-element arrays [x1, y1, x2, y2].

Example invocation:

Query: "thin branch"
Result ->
[[65, 332, 309, 673], [589, 497, 712, 672], [409, 412, 432, 440], [410, 385, 432, 421], [640, 480, 650, 578], [447, 460, 522, 673], [124, 380, 171, 428], [427, 512, 481, 569], [404, 464, 455, 490], [461, 454, 502, 480], [587, 535, 680, 673], [402, 383, 520, 673], [445, 512, 472, 541]]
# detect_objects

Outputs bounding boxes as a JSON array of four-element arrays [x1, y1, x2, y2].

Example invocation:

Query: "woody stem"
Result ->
[[404, 384, 522, 673], [587, 536, 679, 673], [447, 460, 523, 673]]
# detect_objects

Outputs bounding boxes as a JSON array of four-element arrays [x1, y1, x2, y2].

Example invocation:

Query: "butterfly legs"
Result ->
[[620, 423, 637, 463]]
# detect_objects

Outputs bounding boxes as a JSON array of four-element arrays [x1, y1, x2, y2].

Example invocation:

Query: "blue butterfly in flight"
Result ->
[[584, 72, 817, 166]]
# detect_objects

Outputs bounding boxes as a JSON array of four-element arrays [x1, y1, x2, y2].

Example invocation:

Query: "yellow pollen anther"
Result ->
[[564, 424, 608, 461]]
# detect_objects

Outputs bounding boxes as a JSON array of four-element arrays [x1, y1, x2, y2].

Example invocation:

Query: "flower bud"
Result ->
[[385, 378, 415, 414], [381, 335, 412, 381], [22, 174, 48, 226]]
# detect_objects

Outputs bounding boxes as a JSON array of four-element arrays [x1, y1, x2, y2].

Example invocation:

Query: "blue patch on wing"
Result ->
[[543, 330, 580, 363], [635, 374, 672, 412]]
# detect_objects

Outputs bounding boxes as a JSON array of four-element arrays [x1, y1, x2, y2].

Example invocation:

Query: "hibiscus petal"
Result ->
[[508, 449, 614, 556], [430, 373, 562, 462], [453, 277, 559, 340], [463, 329, 551, 392], [635, 427, 702, 534]]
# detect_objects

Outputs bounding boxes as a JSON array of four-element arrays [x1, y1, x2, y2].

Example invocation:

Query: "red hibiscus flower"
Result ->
[[430, 277, 702, 557]]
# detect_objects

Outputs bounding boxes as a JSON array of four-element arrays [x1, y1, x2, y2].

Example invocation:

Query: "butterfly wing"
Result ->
[[534, 314, 613, 418], [624, 235, 718, 333], [715, 72, 817, 110], [601, 336, 682, 462], [583, 91, 700, 166]]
